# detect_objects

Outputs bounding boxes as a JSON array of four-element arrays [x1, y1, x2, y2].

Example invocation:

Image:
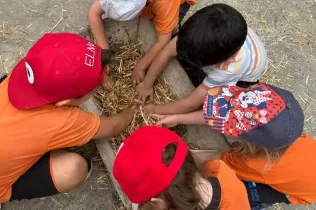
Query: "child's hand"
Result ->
[[131, 63, 146, 87], [152, 114, 179, 128], [150, 198, 169, 210], [144, 104, 156, 114], [102, 73, 113, 91], [136, 82, 154, 103], [120, 105, 137, 123]]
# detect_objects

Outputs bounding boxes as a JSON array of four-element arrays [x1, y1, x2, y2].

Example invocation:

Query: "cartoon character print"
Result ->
[[238, 87, 272, 109], [204, 84, 286, 136], [203, 86, 233, 132], [211, 87, 234, 120]]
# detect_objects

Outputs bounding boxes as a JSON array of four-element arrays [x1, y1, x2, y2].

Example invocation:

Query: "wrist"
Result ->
[[174, 114, 183, 125], [143, 78, 154, 89]]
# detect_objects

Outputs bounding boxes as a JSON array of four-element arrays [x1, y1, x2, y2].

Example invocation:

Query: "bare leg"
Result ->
[[51, 150, 88, 192]]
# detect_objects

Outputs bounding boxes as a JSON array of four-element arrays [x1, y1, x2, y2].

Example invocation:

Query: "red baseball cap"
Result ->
[[113, 126, 189, 204], [8, 33, 105, 109]]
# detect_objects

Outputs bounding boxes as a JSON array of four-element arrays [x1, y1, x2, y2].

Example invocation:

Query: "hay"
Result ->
[[94, 42, 187, 152]]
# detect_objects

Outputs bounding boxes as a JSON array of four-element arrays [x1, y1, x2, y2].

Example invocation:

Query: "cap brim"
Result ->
[[8, 58, 49, 109]]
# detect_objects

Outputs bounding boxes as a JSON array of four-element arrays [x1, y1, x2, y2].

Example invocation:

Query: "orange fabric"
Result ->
[[221, 134, 316, 204], [204, 160, 250, 210], [0, 77, 100, 203], [142, 0, 196, 34]]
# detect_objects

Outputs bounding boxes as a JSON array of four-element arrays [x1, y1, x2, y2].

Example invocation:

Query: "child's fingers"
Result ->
[[151, 114, 163, 120], [102, 83, 111, 91], [130, 105, 137, 110], [149, 92, 154, 101], [136, 78, 141, 86], [132, 79, 137, 88], [141, 95, 147, 103]]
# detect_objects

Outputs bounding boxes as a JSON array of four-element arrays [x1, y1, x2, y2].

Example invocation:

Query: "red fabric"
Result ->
[[8, 33, 105, 109], [203, 84, 285, 136], [113, 126, 188, 203]]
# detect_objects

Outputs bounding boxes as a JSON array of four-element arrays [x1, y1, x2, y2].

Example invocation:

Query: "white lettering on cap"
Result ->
[[115, 142, 124, 158], [26, 62, 35, 84], [85, 42, 96, 67]]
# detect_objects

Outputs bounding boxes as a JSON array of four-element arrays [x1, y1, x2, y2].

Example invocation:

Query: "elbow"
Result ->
[[88, 8, 102, 24]]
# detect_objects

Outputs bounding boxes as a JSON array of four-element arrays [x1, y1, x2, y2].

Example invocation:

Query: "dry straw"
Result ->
[[94, 42, 186, 152]]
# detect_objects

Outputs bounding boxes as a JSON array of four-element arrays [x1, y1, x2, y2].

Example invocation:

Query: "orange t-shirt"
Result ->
[[0, 77, 100, 203], [142, 0, 196, 34], [221, 134, 316, 204], [204, 160, 250, 210]]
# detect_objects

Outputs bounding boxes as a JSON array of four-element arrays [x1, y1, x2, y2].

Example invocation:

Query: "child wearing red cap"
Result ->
[[113, 126, 250, 210], [0, 33, 135, 203], [154, 83, 316, 206]]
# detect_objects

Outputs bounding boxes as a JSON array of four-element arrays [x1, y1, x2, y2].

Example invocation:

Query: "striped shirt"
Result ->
[[203, 28, 268, 88]]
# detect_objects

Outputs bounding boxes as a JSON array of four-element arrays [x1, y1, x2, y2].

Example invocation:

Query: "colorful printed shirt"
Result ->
[[203, 28, 268, 88]]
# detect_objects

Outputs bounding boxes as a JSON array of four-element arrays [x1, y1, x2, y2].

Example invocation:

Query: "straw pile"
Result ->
[[94, 42, 187, 152]]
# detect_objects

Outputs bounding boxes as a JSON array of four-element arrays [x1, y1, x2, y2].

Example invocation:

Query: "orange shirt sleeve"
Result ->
[[151, 0, 182, 34], [48, 107, 100, 150], [220, 152, 266, 183]]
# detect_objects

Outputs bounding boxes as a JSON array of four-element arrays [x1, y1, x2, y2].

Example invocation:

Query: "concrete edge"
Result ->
[[80, 98, 131, 209]]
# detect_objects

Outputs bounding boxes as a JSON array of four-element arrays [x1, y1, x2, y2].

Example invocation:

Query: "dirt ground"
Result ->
[[0, 0, 315, 209]]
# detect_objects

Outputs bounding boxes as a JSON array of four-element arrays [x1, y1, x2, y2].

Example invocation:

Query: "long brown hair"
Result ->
[[139, 143, 203, 210], [229, 137, 291, 163]]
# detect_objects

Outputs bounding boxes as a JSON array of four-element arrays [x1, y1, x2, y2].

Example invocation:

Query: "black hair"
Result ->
[[176, 4, 247, 86], [101, 49, 111, 74]]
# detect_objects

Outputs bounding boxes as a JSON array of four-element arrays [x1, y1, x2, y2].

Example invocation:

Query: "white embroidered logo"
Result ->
[[26, 62, 35, 84], [85, 42, 96, 67], [115, 143, 124, 158]]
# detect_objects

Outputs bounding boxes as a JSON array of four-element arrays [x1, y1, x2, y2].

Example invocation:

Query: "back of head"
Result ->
[[203, 83, 304, 150], [140, 143, 202, 210], [229, 138, 291, 163], [177, 3, 247, 68], [113, 126, 203, 210]]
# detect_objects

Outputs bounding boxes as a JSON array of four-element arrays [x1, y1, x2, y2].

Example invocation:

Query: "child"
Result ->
[[113, 126, 250, 210], [88, 0, 196, 89], [137, 4, 267, 116], [0, 33, 135, 203], [154, 83, 316, 206]]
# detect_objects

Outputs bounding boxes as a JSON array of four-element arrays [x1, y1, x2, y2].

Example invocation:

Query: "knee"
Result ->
[[64, 153, 88, 181], [51, 151, 88, 192]]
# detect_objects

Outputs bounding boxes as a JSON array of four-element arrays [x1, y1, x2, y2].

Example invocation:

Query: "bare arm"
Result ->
[[88, 0, 110, 49], [176, 111, 206, 125], [143, 36, 178, 87], [152, 84, 208, 115], [137, 33, 172, 71], [153, 111, 206, 128], [93, 107, 135, 139]]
